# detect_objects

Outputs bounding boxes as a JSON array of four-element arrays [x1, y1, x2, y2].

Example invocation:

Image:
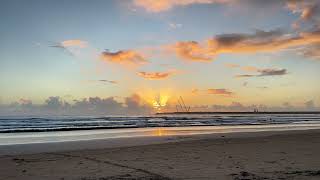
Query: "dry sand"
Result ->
[[1, 129, 320, 180]]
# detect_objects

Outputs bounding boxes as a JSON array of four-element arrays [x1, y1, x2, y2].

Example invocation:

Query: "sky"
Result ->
[[0, 0, 320, 115]]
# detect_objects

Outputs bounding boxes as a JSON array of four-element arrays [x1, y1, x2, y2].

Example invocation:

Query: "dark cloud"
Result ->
[[45, 96, 64, 110], [124, 94, 151, 114], [173, 41, 212, 62], [0, 95, 152, 116], [98, 80, 118, 84], [235, 74, 255, 78], [207, 88, 234, 96], [258, 68, 288, 76], [235, 68, 288, 78]]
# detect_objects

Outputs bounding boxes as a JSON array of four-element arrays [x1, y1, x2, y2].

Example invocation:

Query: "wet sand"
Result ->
[[1, 129, 320, 180]]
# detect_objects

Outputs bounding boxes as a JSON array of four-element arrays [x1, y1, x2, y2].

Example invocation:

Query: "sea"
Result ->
[[1, 113, 320, 133]]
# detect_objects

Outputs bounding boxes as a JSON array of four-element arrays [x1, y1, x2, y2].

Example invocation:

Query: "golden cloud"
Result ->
[[100, 49, 147, 66], [137, 71, 175, 80], [61, 40, 88, 48], [173, 41, 213, 61], [170, 29, 320, 61], [133, 0, 227, 12]]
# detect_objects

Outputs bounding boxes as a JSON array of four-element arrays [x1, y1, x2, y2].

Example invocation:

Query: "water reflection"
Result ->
[[1, 123, 320, 145]]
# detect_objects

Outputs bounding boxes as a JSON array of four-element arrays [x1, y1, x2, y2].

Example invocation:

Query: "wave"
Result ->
[[1, 113, 320, 133]]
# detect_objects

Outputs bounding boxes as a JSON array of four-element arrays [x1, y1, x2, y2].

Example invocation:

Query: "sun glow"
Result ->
[[153, 128, 167, 136], [152, 94, 169, 111]]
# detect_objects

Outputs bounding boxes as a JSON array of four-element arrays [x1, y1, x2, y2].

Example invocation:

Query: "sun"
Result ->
[[152, 94, 169, 111]]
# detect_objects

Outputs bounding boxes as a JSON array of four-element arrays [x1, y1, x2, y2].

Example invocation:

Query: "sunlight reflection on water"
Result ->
[[1, 123, 320, 145]]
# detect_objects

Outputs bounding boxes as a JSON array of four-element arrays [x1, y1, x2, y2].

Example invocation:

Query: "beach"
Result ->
[[1, 128, 320, 180]]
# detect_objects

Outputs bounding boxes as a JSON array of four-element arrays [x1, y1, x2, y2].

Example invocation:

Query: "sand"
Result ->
[[1, 129, 320, 180]]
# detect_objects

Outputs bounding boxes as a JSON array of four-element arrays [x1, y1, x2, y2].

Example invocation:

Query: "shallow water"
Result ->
[[1, 122, 320, 145]]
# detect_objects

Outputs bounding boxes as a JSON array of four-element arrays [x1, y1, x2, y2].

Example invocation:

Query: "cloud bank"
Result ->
[[0, 95, 152, 116]]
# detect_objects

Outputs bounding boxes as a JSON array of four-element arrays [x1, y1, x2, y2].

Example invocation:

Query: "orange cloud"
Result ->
[[137, 71, 175, 80], [61, 40, 87, 48], [173, 41, 213, 62], [171, 29, 320, 62], [133, 0, 227, 12], [207, 88, 234, 96], [100, 49, 147, 66]]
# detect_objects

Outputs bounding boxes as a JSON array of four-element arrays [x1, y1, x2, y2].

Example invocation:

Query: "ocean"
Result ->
[[1, 113, 320, 133]]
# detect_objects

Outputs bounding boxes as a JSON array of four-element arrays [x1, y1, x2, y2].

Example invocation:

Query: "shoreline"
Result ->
[[1, 124, 320, 156], [1, 128, 320, 179]]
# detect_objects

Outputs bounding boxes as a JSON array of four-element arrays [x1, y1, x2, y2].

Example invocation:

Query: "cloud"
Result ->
[[172, 41, 213, 61], [305, 100, 315, 109], [50, 40, 88, 49], [60, 40, 88, 48], [286, 0, 320, 27], [137, 70, 176, 80], [207, 88, 234, 96], [98, 80, 118, 84], [225, 64, 288, 78], [124, 94, 151, 114], [45, 96, 65, 110], [258, 68, 287, 76], [235, 68, 288, 78], [85, 80, 118, 85], [207, 100, 320, 112], [170, 29, 320, 61], [300, 43, 320, 60], [235, 74, 255, 78], [0, 94, 153, 116], [49, 39, 88, 56], [133, 0, 227, 12], [19, 98, 32, 105], [100, 49, 147, 66]]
